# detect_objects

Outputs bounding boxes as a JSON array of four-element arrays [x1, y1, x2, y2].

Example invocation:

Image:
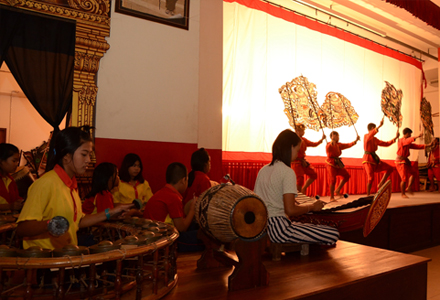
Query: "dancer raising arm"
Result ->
[[362, 118, 399, 196], [293, 124, 325, 195], [427, 138, 440, 192], [395, 128, 433, 198], [325, 131, 360, 201]]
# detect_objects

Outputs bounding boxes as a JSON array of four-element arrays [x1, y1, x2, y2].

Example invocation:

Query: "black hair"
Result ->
[[367, 123, 376, 131], [295, 124, 305, 131], [85, 162, 118, 198], [403, 128, 412, 135], [0, 143, 19, 162], [188, 148, 210, 188], [330, 131, 339, 138], [166, 162, 187, 185], [270, 129, 302, 167], [46, 126, 93, 172], [119, 153, 144, 183]]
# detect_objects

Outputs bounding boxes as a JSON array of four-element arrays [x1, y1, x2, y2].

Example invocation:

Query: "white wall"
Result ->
[[197, 0, 223, 150], [96, 0, 222, 148]]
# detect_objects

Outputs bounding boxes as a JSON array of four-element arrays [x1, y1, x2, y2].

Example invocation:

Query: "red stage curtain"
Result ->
[[222, 159, 419, 196]]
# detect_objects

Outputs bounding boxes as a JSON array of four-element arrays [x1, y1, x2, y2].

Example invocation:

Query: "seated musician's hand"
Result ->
[[113, 204, 134, 219], [184, 197, 197, 216], [311, 200, 325, 212]]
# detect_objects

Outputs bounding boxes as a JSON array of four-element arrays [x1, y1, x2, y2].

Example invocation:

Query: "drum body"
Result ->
[[11, 166, 35, 199], [195, 184, 268, 243]]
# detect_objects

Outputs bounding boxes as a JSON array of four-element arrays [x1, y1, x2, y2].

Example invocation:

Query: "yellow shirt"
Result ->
[[0, 176, 13, 205], [113, 180, 153, 205], [17, 165, 85, 250]]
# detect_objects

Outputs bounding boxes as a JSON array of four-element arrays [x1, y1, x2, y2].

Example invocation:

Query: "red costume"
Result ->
[[82, 190, 115, 214], [362, 128, 394, 184], [144, 184, 185, 224], [182, 171, 211, 208], [292, 137, 319, 187], [395, 137, 425, 182], [325, 141, 356, 185], [428, 144, 440, 187]]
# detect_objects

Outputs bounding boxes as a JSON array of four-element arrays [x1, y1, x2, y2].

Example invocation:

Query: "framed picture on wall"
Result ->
[[115, 0, 189, 30]]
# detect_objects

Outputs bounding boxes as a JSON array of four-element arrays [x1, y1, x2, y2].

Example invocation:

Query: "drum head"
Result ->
[[363, 180, 392, 237], [232, 196, 268, 240]]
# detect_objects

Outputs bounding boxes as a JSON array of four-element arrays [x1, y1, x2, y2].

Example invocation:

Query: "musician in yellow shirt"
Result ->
[[16, 126, 132, 250], [113, 153, 153, 206]]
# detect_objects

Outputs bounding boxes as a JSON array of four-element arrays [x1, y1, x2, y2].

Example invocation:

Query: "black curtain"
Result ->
[[0, 6, 76, 138]]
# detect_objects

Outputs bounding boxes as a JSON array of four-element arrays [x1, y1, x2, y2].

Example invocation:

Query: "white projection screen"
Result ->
[[223, 0, 423, 162]]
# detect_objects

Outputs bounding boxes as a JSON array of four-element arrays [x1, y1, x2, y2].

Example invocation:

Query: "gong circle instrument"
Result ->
[[0, 217, 179, 299], [53, 244, 89, 257], [195, 183, 268, 243]]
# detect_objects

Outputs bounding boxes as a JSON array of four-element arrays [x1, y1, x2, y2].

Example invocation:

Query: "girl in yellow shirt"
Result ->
[[16, 126, 132, 250], [113, 153, 153, 207]]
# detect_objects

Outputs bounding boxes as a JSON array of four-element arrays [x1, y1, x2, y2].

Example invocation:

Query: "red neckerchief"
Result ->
[[53, 165, 79, 222], [0, 173, 19, 204], [121, 180, 140, 199]]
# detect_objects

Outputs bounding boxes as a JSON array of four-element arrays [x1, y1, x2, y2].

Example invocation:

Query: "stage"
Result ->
[[335, 191, 440, 253], [163, 241, 429, 300], [161, 191, 438, 300]]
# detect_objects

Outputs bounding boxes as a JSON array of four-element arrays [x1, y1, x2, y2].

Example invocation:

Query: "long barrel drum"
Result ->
[[195, 184, 268, 243]]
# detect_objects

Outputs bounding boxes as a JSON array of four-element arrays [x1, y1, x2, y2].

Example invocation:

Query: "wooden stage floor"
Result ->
[[162, 191, 440, 300], [163, 241, 429, 300]]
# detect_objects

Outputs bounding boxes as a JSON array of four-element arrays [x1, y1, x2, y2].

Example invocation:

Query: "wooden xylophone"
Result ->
[[292, 180, 392, 236]]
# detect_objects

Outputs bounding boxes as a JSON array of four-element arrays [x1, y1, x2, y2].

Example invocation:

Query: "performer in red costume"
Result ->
[[293, 124, 326, 194], [362, 118, 399, 196], [428, 138, 440, 192], [326, 131, 360, 202], [395, 128, 433, 198]]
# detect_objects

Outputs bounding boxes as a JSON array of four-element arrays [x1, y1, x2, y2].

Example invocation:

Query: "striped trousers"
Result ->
[[267, 216, 340, 245]]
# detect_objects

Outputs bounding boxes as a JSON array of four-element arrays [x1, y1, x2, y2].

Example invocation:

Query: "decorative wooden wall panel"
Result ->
[[0, 0, 111, 128]]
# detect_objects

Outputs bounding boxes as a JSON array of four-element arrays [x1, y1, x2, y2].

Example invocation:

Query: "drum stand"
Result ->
[[196, 230, 269, 292]]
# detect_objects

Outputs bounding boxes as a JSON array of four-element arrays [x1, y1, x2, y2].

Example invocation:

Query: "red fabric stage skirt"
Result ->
[[222, 154, 419, 197]]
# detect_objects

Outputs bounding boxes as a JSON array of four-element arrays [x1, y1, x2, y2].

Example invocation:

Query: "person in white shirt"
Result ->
[[254, 129, 339, 245]]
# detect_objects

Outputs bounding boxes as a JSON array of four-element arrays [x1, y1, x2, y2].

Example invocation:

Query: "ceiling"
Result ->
[[268, 0, 440, 68]]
